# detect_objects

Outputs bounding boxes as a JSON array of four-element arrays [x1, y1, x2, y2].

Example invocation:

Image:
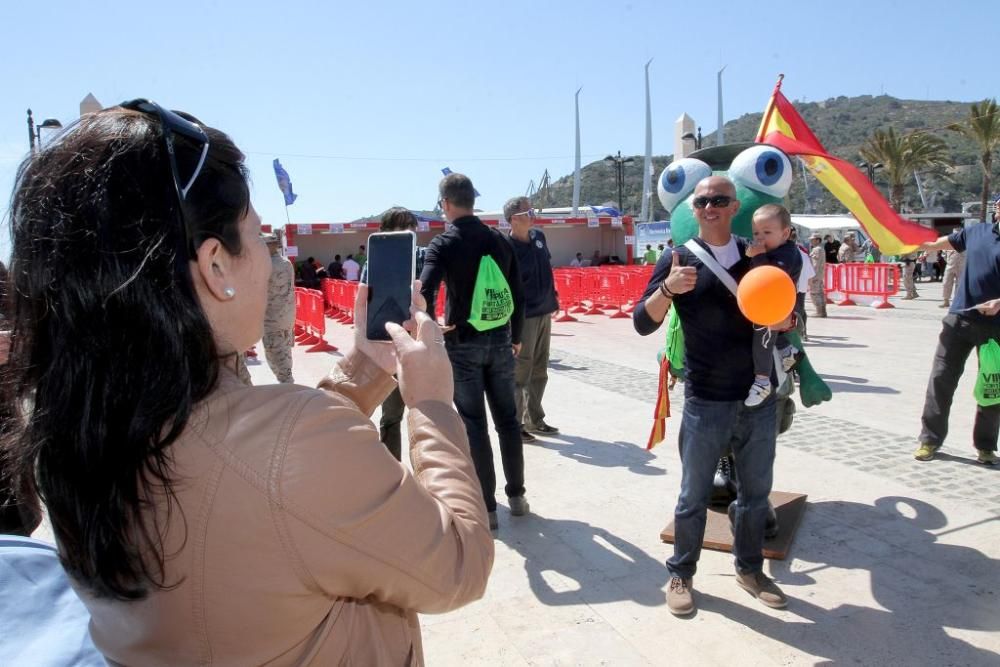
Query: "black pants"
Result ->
[[446, 327, 525, 512], [378, 387, 405, 461], [920, 314, 1000, 452]]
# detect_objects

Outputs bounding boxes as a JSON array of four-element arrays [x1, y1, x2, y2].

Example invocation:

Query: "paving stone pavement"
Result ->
[[549, 347, 1000, 516]]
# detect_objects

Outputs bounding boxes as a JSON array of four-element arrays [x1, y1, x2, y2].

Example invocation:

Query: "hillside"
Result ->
[[536, 95, 998, 219]]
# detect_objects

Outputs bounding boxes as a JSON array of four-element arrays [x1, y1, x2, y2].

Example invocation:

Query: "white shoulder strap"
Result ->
[[683, 239, 738, 295]]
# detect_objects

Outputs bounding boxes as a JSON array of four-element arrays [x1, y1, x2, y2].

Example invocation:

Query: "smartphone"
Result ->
[[366, 231, 416, 341]]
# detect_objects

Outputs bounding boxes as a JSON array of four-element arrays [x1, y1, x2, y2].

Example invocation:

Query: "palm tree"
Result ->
[[859, 127, 950, 212], [949, 98, 1000, 221]]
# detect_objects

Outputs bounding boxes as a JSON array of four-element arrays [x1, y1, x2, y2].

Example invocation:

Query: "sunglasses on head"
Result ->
[[691, 195, 733, 209], [119, 98, 211, 250]]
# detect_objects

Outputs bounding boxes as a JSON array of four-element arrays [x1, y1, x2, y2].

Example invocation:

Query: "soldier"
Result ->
[[808, 233, 827, 317], [940, 249, 966, 308], [837, 232, 862, 263], [262, 234, 296, 383], [901, 251, 920, 300]]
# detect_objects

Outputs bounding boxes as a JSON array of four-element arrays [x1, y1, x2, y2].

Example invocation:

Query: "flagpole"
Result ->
[[640, 59, 653, 223], [756, 73, 785, 142], [284, 203, 291, 227]]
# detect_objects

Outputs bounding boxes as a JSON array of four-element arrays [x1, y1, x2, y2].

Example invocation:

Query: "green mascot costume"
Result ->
[[651, 143, 832, 526]]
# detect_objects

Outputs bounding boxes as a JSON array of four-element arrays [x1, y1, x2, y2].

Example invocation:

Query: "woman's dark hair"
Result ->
[[2, 106, 250, 600], [379, 207, 418, 232]]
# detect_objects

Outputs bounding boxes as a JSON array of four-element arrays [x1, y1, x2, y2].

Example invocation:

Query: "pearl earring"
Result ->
[[223, 287, 236, 299]]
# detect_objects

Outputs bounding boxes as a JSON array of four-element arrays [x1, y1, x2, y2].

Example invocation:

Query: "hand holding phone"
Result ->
[[365, 231, 416, 341]]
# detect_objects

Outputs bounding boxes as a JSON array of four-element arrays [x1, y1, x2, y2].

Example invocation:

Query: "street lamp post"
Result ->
[[604, 151, 635, 213], [27, 109, 63, 153], [858, 160, 883, 184]]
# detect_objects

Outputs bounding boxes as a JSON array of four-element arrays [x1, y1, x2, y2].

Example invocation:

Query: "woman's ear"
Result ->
[[193, 238, 236, 302]]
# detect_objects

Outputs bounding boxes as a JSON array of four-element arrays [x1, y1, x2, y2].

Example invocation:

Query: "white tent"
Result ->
[[791, 214, 865, 242]]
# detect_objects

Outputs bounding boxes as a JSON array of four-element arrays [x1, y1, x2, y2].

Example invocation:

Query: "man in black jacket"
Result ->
[[505, 196, 560, 443], [420, 173, 527, 530]]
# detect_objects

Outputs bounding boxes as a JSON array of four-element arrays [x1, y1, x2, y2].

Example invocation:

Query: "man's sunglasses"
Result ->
[[691, 195, 733, 209], [511, 208, 536, 219], [119, 99, 210, 249]]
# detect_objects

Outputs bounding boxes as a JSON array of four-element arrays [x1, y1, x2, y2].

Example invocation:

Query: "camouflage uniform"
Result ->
[[264, 253, 296, 383], [808, 242, 827, 317], [941, 250, 966, 307], [837, 241, 862, 263], [901, 252, 919, 299]]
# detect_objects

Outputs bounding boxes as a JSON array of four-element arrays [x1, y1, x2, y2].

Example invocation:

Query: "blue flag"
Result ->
[[440, 167, 481, 198], [273, 159, 298, 206], [590, 205, 621, 217]]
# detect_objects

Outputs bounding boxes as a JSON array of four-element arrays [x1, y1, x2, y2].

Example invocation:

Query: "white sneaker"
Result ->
[[780, 345, 799, 372], [745, 381, 772, 407]]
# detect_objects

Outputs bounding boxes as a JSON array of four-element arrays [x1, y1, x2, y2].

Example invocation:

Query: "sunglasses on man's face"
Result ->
[[691, 195, 734, 209], [119, 99, 210, 251], [511, 208, 536, 220]]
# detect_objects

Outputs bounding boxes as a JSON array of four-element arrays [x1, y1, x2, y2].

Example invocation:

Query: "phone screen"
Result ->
[[366, 231, 415, 341]]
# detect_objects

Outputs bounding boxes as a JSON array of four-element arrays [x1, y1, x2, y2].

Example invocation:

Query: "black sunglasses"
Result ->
[[119, 99, 210, 249], [692, 195, 734, 209]]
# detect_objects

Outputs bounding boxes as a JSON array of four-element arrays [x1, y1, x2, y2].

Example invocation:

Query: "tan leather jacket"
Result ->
[[77, 352, 493, 666]]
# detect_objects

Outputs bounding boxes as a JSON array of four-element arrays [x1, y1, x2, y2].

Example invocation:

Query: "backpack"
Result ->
[[468, 231, 515, 332]]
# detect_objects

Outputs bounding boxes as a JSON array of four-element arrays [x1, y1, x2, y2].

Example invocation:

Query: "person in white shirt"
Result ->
[[342, 254, 361, 281], [569, 252, 583, 268]]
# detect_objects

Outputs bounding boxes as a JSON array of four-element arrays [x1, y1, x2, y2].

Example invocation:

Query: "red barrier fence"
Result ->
[[321, 279, 360, 325], [551, 265, 654, 321], [294, 287, 338, 352], [824, 262, 899, 309]]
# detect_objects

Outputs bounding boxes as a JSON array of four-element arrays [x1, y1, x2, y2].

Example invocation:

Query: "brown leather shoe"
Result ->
[[736, 570, 787, 609], [667, 576, 694, 616]]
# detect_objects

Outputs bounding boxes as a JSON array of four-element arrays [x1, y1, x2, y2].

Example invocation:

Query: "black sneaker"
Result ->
[[527, 422, 559, 435], [520, 430, 537, 443]]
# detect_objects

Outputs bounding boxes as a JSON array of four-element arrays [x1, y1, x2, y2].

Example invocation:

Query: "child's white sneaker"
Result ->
[[745, 379, 772, 407], [780, 345, 799, 372]]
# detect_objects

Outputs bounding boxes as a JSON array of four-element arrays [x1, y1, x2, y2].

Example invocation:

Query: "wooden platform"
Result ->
[[660, 491, 808, 560]]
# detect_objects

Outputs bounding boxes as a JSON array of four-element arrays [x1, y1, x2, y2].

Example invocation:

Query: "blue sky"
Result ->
[[1, 0, 994, 256]]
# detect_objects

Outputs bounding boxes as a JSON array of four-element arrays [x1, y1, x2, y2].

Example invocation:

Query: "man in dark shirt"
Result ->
[[327, 255, 344, 280], [824, 234, 841, 264], [632, 176, 786, 615], [914, 212, 1000, 466], [505, 196, 560, 443], [420, 173, 527, 530]]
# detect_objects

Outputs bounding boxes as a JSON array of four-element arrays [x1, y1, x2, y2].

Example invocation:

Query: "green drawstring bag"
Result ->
[[974, 339, 1000, 406], [468, 252, 514, 332]]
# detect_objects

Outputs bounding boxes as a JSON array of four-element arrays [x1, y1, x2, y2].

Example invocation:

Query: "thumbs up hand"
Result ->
[[663, 250, 697, 296]]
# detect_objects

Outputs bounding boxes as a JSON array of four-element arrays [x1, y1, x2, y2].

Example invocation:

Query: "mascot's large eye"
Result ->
[[657, 158, 712, 211], [729, 146, 792, 197]]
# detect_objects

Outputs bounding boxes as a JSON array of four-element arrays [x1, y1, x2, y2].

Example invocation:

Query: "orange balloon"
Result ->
[[737, 266, 797, 327]]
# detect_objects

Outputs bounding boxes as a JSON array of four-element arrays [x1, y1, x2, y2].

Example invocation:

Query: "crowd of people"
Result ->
[[0, 100, 997, 663]]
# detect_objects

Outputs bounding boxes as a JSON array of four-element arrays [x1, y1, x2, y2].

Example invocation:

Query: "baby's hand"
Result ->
[[746, 241, 766, 258]]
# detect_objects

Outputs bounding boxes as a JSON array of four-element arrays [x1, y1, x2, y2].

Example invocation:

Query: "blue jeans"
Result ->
[[446, 327, 525, 512], [667, 394, 777, 579]]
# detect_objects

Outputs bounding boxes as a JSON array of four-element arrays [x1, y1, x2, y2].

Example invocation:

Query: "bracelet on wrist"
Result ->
[[659, 282, 675, 299]]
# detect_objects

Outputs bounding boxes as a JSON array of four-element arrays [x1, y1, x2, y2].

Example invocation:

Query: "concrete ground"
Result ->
[[39, 278, 996, 665], [238, 278, 1000, 666]]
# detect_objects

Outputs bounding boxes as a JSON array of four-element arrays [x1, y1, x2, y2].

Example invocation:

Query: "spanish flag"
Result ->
[[645, 356, 671, 450], [755, 75, 937, 255]]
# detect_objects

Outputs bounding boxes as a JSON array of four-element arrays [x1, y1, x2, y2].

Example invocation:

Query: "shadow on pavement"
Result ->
[[529, 434, 665, 476], [497, 514, 667, 608], [699, 496, 1000, 664], [821, 380, 899, 395], [934, 452, 1000, 470]]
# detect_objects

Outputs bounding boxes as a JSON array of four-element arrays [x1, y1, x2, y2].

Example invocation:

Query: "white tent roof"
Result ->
[[790, 215, 861, 232]]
